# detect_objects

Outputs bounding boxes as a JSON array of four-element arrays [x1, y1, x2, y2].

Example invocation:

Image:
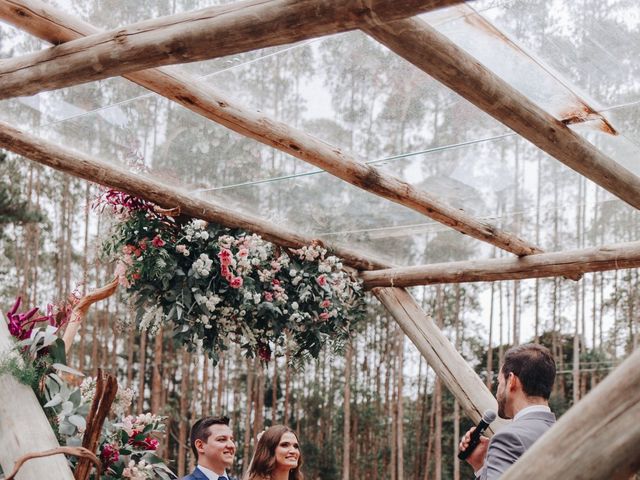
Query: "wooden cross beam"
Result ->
[[362, 18, 640, 211], [0, 0, 544, 258], [0, 0, 462, 99], [360, 241, 640, 288], [0, 120, 387, 271]]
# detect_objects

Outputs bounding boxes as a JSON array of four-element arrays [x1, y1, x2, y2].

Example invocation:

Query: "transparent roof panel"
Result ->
[[1, 0, 639, 268]]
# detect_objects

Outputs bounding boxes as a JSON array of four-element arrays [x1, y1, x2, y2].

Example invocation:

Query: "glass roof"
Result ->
[[1, 0, 639, 267]]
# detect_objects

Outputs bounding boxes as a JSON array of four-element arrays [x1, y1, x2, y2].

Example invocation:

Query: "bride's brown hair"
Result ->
[[247, 425, 304, 480]]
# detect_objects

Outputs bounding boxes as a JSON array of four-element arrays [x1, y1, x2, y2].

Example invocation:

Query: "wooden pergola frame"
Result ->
[[1, 1, 639, 479]]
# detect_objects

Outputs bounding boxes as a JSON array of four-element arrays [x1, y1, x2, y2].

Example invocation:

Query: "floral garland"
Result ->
[[2, 298, 175, 480], [99, 190, 365, 363]]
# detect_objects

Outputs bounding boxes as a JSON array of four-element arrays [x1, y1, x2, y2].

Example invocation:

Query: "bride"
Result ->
[[245, 425, 303, 480]]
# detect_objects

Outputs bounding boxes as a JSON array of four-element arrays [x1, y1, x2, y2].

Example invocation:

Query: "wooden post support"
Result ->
[[0, 320, 75, 480], [363, 18, 640, 211], [501, 347, 640, 480], [0, 0, 462, 99], [0, 120, 387, 271], [0, 0, 542, 259], [360, 241, 640, 289], [373, 287, 507, 434]]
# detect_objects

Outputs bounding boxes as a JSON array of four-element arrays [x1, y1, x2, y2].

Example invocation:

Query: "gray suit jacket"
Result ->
[[476, 410, 556, 480]]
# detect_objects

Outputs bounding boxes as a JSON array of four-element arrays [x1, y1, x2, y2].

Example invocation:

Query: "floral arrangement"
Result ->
[[99, 190, 365, 363], [2, 298, 176, 480]]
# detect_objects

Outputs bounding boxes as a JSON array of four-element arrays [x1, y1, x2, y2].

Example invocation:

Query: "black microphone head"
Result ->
[[482, 409, 497, 424]]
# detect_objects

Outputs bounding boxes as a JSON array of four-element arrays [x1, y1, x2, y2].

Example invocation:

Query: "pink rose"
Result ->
[[264, 292, 273, 302], [272, 279, 280, 287], [316, 275, 327, 286], [151, 235, 165, 248], [237, 248, 249, 258], [218, 248, 233, 266], [122, 244, 135, 255], [220, 265, 232, 281], [320, 299, 331, 308], [229, 276, 244, 289], [319, 312, 330, 320]]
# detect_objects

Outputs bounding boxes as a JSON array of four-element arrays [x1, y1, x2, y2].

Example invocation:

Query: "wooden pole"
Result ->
[[363, 18, 640, 211], [0, 0, 462, 99], [0, 0, 542, 258], [360, 241, 640, 289], [373, 287, 507, 434], [0, 320, 75, 480], [501, 347, 640, 480], [0, 120, 385, 271]]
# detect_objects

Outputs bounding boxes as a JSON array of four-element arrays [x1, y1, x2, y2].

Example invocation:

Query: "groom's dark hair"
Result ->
[[502, 343, 556, 399], [189, 415, 230, 460]]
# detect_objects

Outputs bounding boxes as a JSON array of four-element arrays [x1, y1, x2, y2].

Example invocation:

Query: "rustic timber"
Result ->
[[0, 320, 75, 480], [363, 18, 640, 211], [0, 120, 386, 271], [373, 287, 508, 434], [0, 0, 462, 98], [360, 241, 640, 288], [0, 0, 542, 258], [501, 347, 640, 480]]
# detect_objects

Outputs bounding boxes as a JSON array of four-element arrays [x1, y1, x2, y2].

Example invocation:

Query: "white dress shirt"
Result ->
[[197, 465, 228, 480]]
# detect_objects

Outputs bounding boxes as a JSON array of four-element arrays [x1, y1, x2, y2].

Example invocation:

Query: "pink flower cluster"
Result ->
[[218, 248, 244, 289]]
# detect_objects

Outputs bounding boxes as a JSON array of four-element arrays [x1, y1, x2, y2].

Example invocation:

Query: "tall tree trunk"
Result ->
[[151, 328, 164, 414], [242, 357, 254, 476], [137, 332, 147, 413], [177, 349, 191, 477], [342, 341, 352, 480]]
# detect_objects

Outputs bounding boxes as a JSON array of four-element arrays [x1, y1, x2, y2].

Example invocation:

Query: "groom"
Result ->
[[182, 416, 237, 480]]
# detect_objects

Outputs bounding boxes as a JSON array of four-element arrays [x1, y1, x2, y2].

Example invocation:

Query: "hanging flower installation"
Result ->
[[99, 190, 365, 363]]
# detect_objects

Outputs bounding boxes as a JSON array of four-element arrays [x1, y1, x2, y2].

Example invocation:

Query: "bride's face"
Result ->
[[274, 432, 300, 470]]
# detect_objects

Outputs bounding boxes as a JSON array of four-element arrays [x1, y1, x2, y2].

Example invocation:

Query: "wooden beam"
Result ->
[[501, 347, 640, 480], [0, 0, 462, 99], [373, 287, 507, 434], [0, 320, 75, 480], [363, 18, 640, 211], [0, 0, 543, 258], [360, 241, 640, 288], [0, 120, 387, 271]]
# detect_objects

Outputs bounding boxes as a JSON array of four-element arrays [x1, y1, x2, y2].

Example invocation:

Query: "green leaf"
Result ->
[[48, 338, 67, 365]]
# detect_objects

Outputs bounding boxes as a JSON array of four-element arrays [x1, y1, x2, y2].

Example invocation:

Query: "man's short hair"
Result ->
[[189, 415, 230, 459], [502, 343, 556, 399]]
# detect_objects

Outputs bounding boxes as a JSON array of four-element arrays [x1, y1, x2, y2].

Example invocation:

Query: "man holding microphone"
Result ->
[[458, 344, 557, 479]]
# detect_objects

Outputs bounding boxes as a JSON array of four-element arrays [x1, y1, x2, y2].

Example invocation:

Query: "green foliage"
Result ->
[[103, 208, 365, 364]]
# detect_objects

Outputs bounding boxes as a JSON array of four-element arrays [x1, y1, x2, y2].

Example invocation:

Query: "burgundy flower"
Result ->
[[100, 443, 119, 466], [151, 235, 165, 248], [128, 431, 160, 450], [258, 344, 271, 362], [5, 297, 51, 340]]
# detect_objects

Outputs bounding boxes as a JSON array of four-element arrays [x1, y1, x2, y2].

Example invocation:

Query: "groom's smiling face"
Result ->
[[196, 423, 236, 473]]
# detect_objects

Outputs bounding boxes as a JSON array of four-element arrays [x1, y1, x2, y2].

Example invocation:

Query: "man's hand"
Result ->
[[458, 427, 489, 472]]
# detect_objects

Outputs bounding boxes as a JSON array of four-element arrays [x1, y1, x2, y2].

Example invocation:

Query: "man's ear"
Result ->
[[508, 373, 521, 392], [194, 438, 205, 454]]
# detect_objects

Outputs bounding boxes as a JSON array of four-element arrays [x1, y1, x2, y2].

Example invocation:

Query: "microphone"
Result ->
[[458, 409, 497, 460]]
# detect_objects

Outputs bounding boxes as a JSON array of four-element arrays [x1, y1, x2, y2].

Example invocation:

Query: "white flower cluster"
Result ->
[[139, 305, 164, 335], [118, 413, 164, 436], [183, 219, 209, 242], [80, 377, 135, 415], [123, 459, 155, 479], [192, 253, 213, 277]]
